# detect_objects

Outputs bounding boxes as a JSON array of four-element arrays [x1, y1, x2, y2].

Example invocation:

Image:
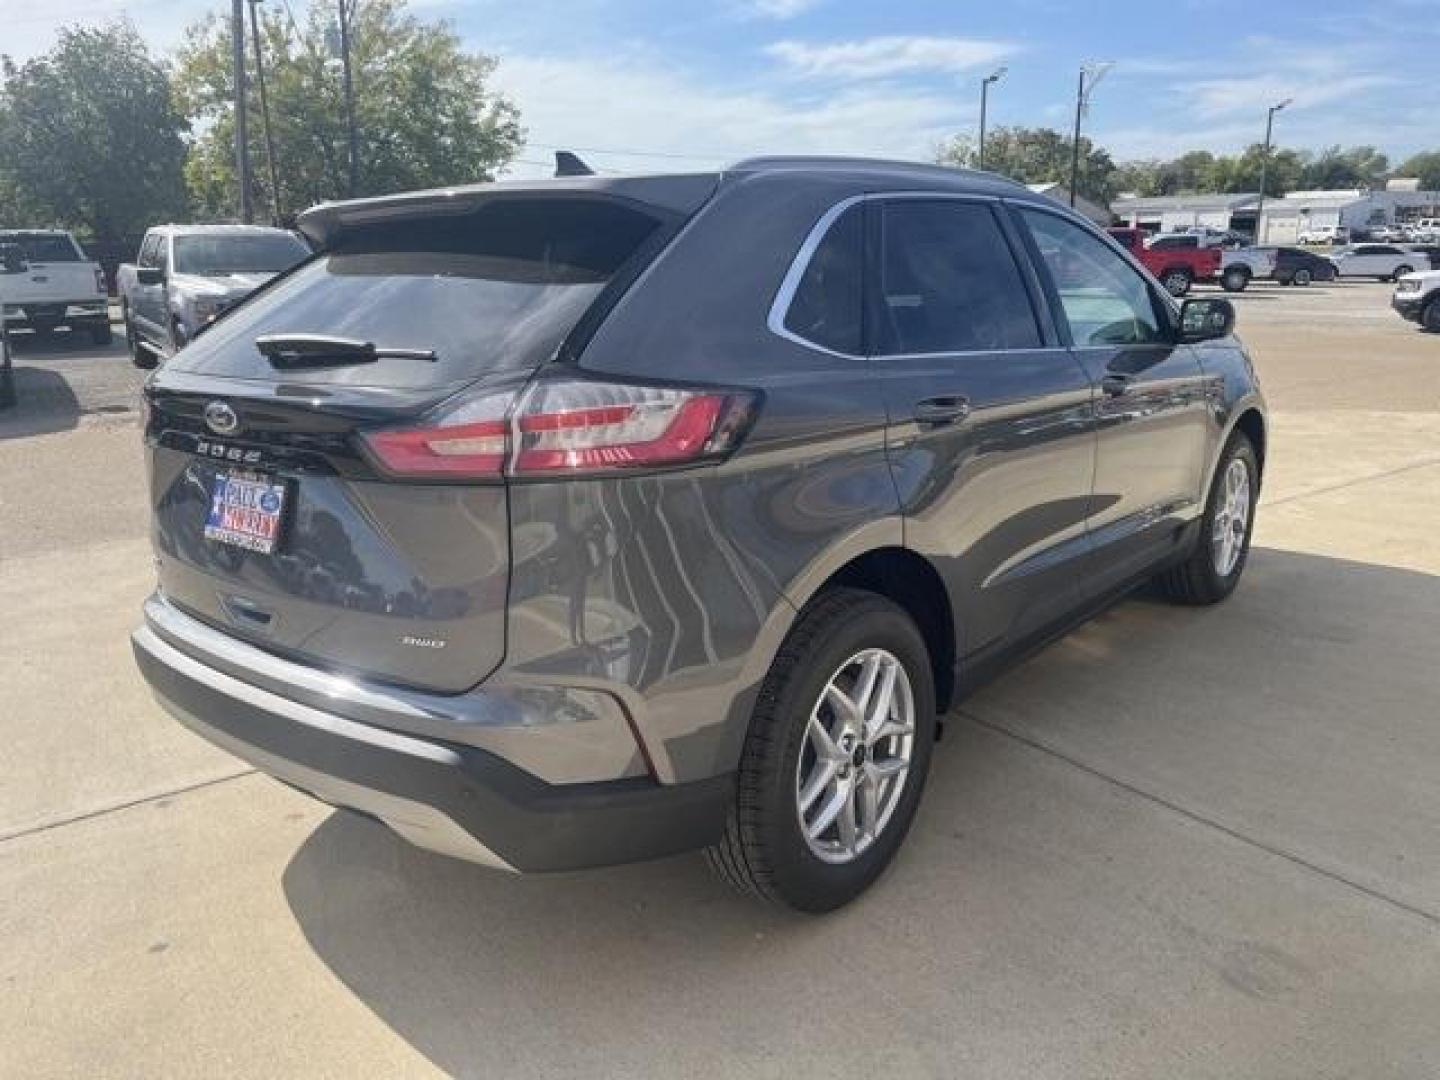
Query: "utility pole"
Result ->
[[231, 0, 253, 223], [248, 0, 282, 225], [977, 67, 1006, 171], [1254, 98, 1293, 245], [1068, 61, 1113, 208], [337, 0, 359, 197]]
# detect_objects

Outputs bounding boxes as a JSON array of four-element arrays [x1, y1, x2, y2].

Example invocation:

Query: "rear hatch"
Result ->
[[144, 184, 712, 692]]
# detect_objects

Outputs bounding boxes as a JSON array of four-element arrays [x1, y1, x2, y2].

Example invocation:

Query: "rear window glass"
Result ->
[[783, 205, 863, 355], [166, 198, 661, 389], [174, 233, 309, 275], [1, 233, 80, 262]]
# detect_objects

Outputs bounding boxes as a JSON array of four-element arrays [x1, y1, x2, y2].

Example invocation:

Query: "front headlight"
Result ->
[[1395, 278, 1421, 293], [190, 297, 222, 324]]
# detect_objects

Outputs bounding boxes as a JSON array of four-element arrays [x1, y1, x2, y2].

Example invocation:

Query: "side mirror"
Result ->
[[1178, 297, 1236, 343], [136, 266, 165, 286]]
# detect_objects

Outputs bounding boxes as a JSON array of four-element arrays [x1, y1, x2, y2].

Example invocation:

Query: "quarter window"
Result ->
[[872, 200, 1041, 355], [1020, 209, 1166, 347], [782, 204, 864, 356]]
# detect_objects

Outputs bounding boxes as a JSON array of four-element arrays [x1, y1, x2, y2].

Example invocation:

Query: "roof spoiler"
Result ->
[[554, 151, 595, 177]]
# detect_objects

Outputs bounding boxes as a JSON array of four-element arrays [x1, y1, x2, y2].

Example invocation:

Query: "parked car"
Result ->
[[1221, 247, 1277, 288], [1392, 269, 1440, 332], [116, 225, 310, 368], [1272, 246, 1339, 285], [131, 158, 1267, 912], [1107, 228, 1229, 294], [1298, 224, 1349, 246], [1411, 220, 1440, 243], [1367, 224, 1404, 243], [1329, 244, 1421, 282], [0, 229, 111, 344]]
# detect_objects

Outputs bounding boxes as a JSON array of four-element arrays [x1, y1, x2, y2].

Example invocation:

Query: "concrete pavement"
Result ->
[[1, 281, 1437, 1078]]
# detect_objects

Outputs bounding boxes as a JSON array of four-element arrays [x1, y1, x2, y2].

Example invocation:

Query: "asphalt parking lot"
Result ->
[[2, 281, 1437, 1078]]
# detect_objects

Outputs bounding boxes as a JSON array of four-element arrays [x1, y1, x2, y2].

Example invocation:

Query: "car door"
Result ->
[[1014, 205, 1212, 596], [868, 196, 1097, 660], [1344, 245, 1387, 277]]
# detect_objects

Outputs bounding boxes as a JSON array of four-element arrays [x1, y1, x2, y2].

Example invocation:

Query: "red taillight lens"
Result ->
[[359, 376, 756, 481], [364, 419, 509, 477]]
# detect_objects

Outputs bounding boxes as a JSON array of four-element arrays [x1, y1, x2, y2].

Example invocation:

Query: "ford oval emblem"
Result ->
[[204, 400, 240, 436]]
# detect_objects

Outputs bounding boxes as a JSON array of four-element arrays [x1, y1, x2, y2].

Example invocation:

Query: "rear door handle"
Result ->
[[1101, 373, 1134, 397], [914, 395, 971, 426]]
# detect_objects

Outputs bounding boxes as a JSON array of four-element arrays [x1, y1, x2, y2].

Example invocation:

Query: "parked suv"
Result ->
[[132, 159, 1266, 911]]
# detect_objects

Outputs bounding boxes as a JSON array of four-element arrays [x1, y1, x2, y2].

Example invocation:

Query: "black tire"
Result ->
[[706, 587, 937, 913], [1392, 265, 1413, 283], [123, 307, 157, 369], [1292, 268, 1312, 286], [1422, 298, 1440, 334], [89, 320, 113, 346], [1221, 266, 1250, 292], [1161, 269, 1192, 297], [1155, 431, 1259, 605]]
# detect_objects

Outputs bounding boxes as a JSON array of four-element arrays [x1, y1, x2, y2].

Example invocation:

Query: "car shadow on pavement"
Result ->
[[280, 547, 1440, 1075], [0, 366, 81, 439]]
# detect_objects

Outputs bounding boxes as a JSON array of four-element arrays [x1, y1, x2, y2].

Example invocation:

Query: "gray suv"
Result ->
[[132, 158, 1266, 911]]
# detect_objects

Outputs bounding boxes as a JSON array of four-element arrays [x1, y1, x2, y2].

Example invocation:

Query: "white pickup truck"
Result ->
[[0, 230, 111, 344], [115, 224, 310, 368]]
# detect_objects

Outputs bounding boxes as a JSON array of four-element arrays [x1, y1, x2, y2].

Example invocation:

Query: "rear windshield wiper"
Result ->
[[255, 333, 437, 369]]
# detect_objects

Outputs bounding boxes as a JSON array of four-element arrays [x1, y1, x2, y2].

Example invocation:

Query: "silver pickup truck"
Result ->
[[116, 224, 310, 368], [0, 230, 111, 344]]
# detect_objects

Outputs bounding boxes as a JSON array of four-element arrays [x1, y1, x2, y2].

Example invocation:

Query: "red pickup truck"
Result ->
[[1107, 229, 1232, 297]]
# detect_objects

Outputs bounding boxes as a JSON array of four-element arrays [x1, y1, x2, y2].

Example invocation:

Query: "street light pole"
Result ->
[[1068, 61, 1114, 208], [337, 0, 359, 198], [977, 66, 1006, 171], [231, 0, 253, 223], [1254, 97, 1293, 244], [248, 0, 282, 224]]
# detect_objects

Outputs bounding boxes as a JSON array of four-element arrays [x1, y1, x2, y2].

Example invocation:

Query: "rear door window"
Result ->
[[871, 200, 1042, 355], [165, 198, 664, 389]]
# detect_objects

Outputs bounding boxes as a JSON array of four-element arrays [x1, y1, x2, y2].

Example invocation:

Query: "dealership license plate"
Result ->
[[203, 470, 288, 554]]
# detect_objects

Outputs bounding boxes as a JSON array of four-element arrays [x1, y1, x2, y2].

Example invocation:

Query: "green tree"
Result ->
[[938, 126, 1117, 205], [1394, 151, 1440, 191], [175, 0, 523, 222], [1298, 145, 1389, 190], [0, 22, 188, 246]]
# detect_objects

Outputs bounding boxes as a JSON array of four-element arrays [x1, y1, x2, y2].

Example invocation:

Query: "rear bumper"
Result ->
[[132, 621, 732, 873], [2, 301, 108, 326]]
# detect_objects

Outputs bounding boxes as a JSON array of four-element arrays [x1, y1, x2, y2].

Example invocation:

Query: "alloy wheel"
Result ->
[[796, 648, 915, 865], [1211, 457, 1251, 577]]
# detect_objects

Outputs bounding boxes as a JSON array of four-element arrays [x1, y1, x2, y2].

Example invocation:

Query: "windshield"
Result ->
[[0, 232, 81, 262], [173, 233, 309, 276], [166, 197, 661, 389]]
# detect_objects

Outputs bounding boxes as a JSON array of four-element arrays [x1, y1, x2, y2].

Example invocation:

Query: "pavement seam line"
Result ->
[[1260, 455, 1440, 510], [0, 768, 257, 846], [959, 709, 1440, 928]]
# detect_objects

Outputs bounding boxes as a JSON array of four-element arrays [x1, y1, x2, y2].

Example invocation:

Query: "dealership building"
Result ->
[[1112, 182, 1440, 241]]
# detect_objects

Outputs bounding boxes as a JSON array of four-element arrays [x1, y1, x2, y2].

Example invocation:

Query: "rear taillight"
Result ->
[[359, 376, 757, 481], [95, 268, 107, 295]]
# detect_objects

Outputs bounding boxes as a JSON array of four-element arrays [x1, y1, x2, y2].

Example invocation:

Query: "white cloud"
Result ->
[[763, 35, 1015, 80], [489, 53, 968, 179], [1179, 73, 1398, 121], [737, 0, 823, 19]]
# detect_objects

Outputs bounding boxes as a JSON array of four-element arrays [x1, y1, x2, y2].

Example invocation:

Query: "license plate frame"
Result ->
[[203, 469, 290, 554]]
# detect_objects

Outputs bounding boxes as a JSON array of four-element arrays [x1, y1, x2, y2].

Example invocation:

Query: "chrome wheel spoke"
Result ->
[[796, 647, 917, 865]]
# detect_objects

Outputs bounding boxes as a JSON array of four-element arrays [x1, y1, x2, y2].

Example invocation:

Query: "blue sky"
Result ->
[[4, 0, 1437, 178]]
